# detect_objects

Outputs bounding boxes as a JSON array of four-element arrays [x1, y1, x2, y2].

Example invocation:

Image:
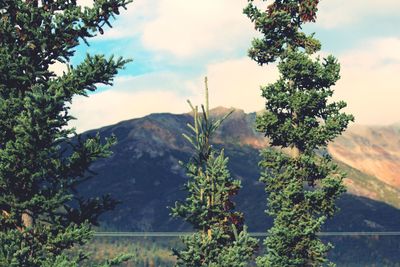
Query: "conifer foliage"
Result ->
[[171, 78, 258, 267], [244, 1, 354, 266], [0, 0, 132, 266]]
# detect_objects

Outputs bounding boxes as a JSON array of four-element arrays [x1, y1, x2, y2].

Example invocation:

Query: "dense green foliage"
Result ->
[[244, 0, 354, 266], [171, 79, 258, 266], [0, 0, 132, 266]]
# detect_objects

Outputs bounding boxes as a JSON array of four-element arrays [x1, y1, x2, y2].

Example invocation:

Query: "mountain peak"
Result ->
[[210, 106, 249, 119], [209, 106, 236, 115], [184, 106, 245, 118]]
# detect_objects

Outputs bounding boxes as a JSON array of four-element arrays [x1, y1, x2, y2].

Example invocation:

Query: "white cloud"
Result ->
[[141, 0, 253, 58], [93, 1, 158, 40], [76, 0, 155, 40], [201, 40, 400, 127], [69, 89, 190, 132], [70, 36, 400, 132], [193, 58, 278, 112], [317, 0, 400, 28], [333, 37, 400, 125], [68, 0, 400, 131], [69, 71, 201, 132], [69, 57, 279, 132], [78, 0, 400, 45]]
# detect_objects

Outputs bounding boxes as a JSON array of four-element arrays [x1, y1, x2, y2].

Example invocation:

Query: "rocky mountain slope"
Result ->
[[78, 108, 400, 232], [329, 125, 400, 195]]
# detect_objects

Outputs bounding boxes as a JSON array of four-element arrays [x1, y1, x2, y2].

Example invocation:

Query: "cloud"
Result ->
[[201, 39, 400, 127], [69, 89, 190, 132], [192, 58, 278, 112], [317, 0, 400, 28], [76, 0, 155, 40], [69, 71, 202, 132], [94, 1, 159, 40], [78, 0, 400, 46], [69, 36, 400, 132], [332, 37, 400, 125], [69, 57, 279, 132], [68, 0, 400, 131], [141, 0, 253, 58]]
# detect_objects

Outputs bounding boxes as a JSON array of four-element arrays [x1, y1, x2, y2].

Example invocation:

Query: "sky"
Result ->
[[61, 0, 400, 132]]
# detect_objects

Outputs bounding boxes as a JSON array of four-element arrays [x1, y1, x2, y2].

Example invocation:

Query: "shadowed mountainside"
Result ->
[[78, 108, 400, 231]]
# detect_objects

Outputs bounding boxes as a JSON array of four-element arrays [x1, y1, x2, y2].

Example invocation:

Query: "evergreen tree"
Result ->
[[0, 0, 133, 266], [171, 78, 258, 267], [244, 1, 354, 266]]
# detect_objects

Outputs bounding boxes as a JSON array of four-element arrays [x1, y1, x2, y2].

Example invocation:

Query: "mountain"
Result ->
[[78, 108, 400, 232], [329, 125, 400, 207], [330, 124, 400, 188]]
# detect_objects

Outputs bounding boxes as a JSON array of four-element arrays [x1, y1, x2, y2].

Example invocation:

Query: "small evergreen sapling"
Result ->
[[171, 78, 258, 267], [244, 0, 354, 266], [0, 0, 133, 266]]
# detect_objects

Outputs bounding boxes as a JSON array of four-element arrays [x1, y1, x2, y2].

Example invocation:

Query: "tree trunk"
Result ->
[[22, 210, 34, 229], [291, 105, 301, 158], [290, 146, 300, 158]]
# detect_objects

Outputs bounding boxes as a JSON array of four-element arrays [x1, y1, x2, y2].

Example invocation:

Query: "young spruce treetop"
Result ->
[[171, 78, 258, 267], [0, 0, 132, 266], [244, 1, 354, 266]]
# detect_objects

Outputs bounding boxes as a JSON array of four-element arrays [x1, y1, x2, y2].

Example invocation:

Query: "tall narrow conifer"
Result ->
[[0, 1, 132, 266], [244, 1, 354, 266], [171, 78, 258, 267]]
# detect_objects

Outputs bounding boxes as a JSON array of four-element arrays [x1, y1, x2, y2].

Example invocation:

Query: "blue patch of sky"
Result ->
[[305, 15, 400, 54], [71, 36, 250, 96], [71, 37, 158, 93]]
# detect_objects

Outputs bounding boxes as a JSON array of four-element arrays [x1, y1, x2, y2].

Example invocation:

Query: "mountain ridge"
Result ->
[[78, 108, 400, 232]]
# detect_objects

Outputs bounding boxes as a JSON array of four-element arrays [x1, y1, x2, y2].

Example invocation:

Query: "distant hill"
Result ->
[[78, 108, 400, 232]]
